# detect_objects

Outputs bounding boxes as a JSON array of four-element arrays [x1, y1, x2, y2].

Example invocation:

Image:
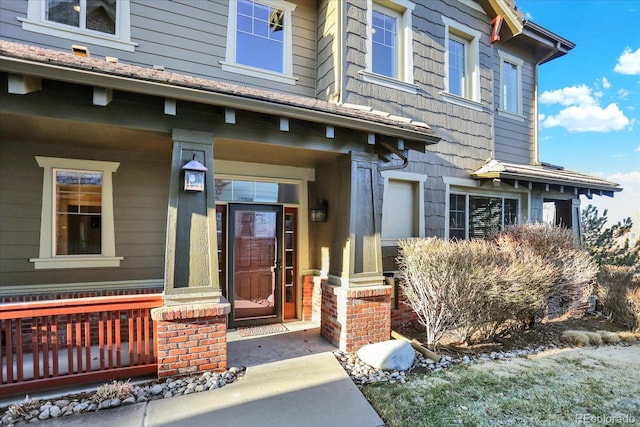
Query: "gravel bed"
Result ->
[[333, 344, 562, 386], [0, 366, 245, 426]]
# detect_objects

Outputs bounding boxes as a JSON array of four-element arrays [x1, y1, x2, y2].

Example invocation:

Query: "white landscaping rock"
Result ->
[[357, 340, 415, 371]]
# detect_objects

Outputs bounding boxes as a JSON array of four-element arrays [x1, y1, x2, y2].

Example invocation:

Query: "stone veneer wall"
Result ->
[[320, 281, 392, 352], [152, 302, 230, 378]]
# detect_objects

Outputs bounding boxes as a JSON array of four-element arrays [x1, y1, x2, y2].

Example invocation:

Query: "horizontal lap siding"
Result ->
[[0, 0, 318, 97], [0, 139, 170, 286], [494, 45, 536, 164]]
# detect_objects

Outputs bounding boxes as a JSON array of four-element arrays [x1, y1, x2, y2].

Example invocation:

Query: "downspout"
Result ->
[[533, 41, 560, 165], [378, 141, 409, 171]]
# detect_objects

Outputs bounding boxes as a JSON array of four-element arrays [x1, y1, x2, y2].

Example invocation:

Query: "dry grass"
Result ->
[[598, 330, 621, 344], [5, 396, 41, 420], [583, 331, 603, 346], [559, 330, 590, 347], [91, 380, 135, 403], [362, 345, 640, 427], [618, 331, 639, 343]]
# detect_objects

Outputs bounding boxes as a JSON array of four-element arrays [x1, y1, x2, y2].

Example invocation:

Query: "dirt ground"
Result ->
[[397, 314, 633, 358]]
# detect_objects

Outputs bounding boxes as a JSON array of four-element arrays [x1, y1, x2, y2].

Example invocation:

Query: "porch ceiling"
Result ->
[[0, 113, 338, 169], [0, 112, 171, 155]]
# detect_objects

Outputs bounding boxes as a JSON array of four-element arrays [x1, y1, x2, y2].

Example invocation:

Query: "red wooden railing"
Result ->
[[1, 294, 163, 395]]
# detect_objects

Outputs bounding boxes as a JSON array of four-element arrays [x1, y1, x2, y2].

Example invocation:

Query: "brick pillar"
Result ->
[[152, 301, 230, 378], [302, 275, 322, 324], [321, 281, 391, 353]]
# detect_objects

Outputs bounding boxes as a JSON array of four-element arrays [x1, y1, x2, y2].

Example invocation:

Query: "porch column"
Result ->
[[151, 129, 230, 378], [321, 151, 391, 352]]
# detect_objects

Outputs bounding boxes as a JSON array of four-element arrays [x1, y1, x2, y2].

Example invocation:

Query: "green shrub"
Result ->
[[595, 266, 640, 331]]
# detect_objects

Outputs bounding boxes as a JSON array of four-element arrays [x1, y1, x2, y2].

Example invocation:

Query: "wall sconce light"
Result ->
[[182, 154, 207, 192], [311, 200, 328, 222]]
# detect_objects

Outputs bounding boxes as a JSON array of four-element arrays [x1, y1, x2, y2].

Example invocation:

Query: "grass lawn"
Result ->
[[361, 345, 640, 427]]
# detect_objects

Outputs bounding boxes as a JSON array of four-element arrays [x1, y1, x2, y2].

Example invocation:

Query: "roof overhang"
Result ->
[[519, 20, 576, 64], [0, 41, 440, 147], [475, 0, 523, 39], [472, 159, 622, 198]]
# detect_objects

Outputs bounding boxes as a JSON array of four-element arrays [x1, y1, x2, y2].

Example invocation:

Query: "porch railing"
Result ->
[[1, 294, 163, 395]]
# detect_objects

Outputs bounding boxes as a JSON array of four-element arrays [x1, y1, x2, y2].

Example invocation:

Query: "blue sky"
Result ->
[[517, 0, 640, 227]]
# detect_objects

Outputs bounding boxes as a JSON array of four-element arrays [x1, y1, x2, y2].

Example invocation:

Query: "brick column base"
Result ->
[[302, 275, 322, 323], [320, 282, 392, 353], [151, 300, 230, 378]]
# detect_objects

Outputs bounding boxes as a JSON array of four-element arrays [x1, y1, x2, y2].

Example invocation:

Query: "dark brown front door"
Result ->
[[228, 204, 283, 327]]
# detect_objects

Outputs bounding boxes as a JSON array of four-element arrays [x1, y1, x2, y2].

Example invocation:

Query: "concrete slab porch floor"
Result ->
[[28, 321, 385, 427]]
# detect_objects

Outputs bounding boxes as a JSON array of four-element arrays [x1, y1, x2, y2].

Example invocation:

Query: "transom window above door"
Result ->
[[215, 178, 298, 204], [222, 0, 297, 85]]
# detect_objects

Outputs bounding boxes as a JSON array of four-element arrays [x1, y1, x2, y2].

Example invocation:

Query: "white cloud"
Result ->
[[614, 47, 640, 75], [539, 85, 596, 107], [617, 88, 630, 99], [601, 77, 612, 89], [636, 146, 640, 152], [542, 103, 630, 132], [585, 171, 640, 229]]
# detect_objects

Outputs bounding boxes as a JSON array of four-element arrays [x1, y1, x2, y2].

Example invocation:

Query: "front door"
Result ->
[[228, 204, 283, 327]]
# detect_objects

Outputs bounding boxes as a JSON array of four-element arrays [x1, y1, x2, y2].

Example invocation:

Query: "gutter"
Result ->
[[0, 55, 440, 146]]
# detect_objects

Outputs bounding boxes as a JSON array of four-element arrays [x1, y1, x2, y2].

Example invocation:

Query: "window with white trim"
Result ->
[[221, 0, 297, 85], [498, 51, 524, 117], [31, 157, 123, 269], [442, 17, 481, 108], [381, 171, 425, 244], [448, 193, 519, 239], [361, 0, 417, 93], [19, 0, 135, 51]]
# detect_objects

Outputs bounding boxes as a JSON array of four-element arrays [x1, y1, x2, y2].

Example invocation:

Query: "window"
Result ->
[[381, 171, 426, 244], [498, 51, 524, 118], [448, 193, 519, 239], [222, 0, 297, 85], [19, 0, 135, 51], [372, 6, 399, 78], [31, 157, 122, 269], [214, 178, 298, 204], [360, 0, 417, 93], [442, 17, 481, 109]]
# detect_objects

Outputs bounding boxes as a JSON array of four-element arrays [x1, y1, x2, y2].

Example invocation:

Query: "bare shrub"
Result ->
[[595, 265, 640, 331], [484, 246, 557, 331], [560, 330, 589, 347], [627, 287, 640, 333], [495, 223, 598, 318], [397, 238, 499, 347]]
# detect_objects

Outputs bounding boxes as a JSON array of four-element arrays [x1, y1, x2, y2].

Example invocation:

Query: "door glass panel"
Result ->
[[233, 209, 278, 321]]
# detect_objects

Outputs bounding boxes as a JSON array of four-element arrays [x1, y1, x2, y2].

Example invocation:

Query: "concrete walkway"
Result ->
[[37, 323, 385, 427]]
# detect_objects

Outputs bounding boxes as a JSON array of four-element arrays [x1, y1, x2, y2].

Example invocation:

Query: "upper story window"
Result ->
[[222, 0, 297, 85], [441, 17, 481, 110], [19, 0, 135, 51], [498, 51, 524, 119], [31, 157, 123, 269], [381, 171, 426, 245], [360, 0, 417, 94]]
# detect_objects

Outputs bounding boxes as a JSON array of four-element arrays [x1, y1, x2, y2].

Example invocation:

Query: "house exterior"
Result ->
[[0, 0, 620, 378]]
